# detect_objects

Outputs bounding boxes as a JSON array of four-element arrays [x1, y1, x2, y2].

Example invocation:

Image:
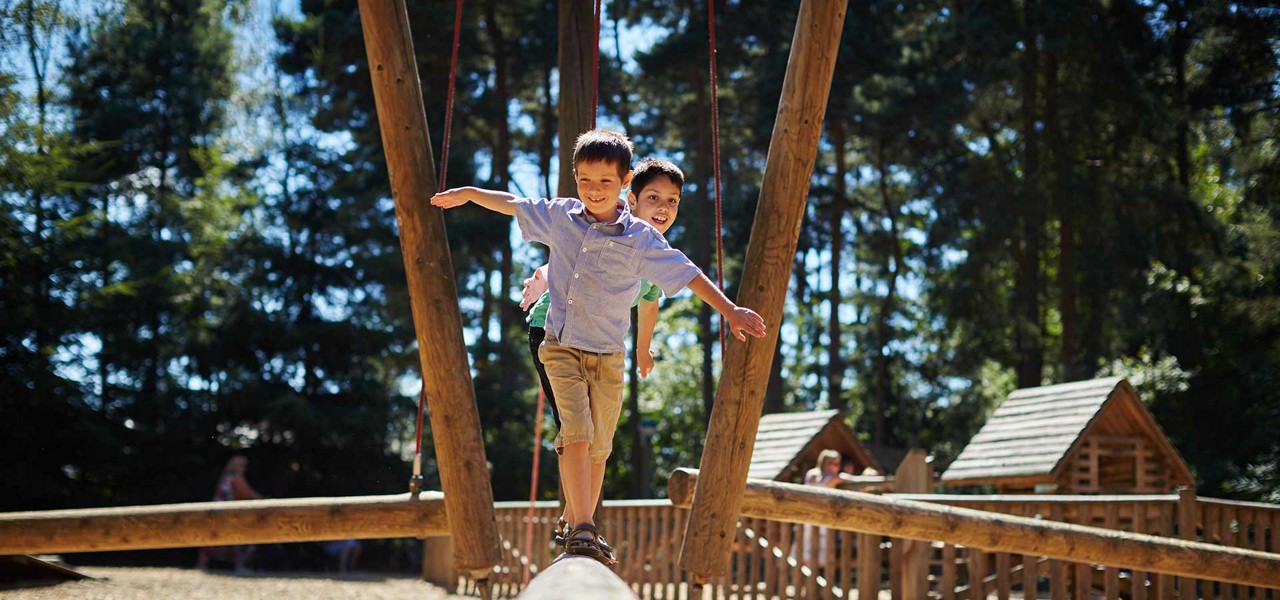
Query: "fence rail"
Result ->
[[435, 488, 1280, 599]]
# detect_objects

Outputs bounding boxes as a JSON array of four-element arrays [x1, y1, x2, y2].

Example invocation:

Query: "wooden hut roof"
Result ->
[[941, 377, 1193, 487], [748, 409, 877, 481]]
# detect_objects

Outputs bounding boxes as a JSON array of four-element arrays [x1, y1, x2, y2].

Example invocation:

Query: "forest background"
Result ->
[[2, 0, 1279, 562]]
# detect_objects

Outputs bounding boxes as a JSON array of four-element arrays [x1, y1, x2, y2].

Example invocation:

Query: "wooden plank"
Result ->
[[0, 493, 448, 555], [1154, 502, 1173, 599], [678, 0, 849, 584], [890, 537, 903, 599], [942, 544, 958, 600], [771, 519, 785, 600], [858, 532, 880, 600], [1133, 502, 1149, 600], [1222, 505, 1237, 599], [839, 529, 853, 599], [1104, 503, 1120, 599], [357, 0, 500, 578], [996, 552, 1011, 600], [1049, 504, 1067, 600], [969, 548, 987, 600], [1073, 562, 1090, 600]]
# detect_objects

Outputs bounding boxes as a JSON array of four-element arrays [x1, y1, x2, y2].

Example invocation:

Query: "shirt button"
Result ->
[[574, 273, 579, 279], [582, 247, 588, 253], [568, 299, 574, 305]]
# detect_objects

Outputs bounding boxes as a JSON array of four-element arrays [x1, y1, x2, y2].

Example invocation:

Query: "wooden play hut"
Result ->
[[941, 377, 1194, 494], [747, 409, 879, 483]]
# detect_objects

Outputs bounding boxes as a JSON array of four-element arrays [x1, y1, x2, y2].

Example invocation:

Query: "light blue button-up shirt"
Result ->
[[515, 197, 702, 354]]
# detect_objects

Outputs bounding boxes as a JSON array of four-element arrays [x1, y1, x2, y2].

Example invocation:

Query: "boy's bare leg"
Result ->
[[558, 457, 577, 526], [588, 461, 607, 517], [561, 442, 594, 533]]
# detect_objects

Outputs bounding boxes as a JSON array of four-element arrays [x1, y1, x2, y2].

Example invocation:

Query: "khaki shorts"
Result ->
[[538, 336, 625, 464]]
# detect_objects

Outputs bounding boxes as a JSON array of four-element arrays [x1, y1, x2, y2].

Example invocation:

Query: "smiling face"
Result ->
[[628, 175, 681, 234], [574, 160, 633, 222]]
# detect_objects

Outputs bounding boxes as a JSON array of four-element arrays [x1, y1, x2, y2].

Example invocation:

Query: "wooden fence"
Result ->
[[432, 490, 1280, 599]]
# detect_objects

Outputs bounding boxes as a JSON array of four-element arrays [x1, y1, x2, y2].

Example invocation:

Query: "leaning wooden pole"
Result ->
[[670, 469, 1280, 590], [0, 494, 448, 555], [677, 0, 847, 585], [357, 0, 502, 582]]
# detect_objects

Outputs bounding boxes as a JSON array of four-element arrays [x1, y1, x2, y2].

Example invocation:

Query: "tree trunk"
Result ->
[[557, 0, 595, 197], [1171, 1, 1190, 192], [873, 138, 901, 445], [486, 0, 518, 369], [1044, 49, 1077, 380], [827, 115, 848, 411], [1014, 0, 1044, 388]]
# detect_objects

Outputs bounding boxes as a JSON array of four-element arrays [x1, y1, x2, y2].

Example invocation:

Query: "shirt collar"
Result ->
[[569, 199, 632, 227]]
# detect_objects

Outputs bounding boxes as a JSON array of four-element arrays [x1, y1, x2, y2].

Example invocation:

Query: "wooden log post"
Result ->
[[357, 0, 502, 580], [677, 0, 848, 586], [0, 494, 447, 555], [669, 469, 1280, 590], [557, 0, 596, 197], [896, 450, 932, 598], [516, 555, 639, 600]]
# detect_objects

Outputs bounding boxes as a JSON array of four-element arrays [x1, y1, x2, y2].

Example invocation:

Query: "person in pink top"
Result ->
[[196, 455, 264, 574]]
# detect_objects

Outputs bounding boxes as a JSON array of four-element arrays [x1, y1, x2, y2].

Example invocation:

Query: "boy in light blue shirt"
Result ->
[[431, 129, 766, 565]]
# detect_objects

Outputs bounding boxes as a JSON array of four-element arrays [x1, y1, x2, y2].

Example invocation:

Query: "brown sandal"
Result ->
[[564, 523, 617, 565], [553, 518, 569, 547]]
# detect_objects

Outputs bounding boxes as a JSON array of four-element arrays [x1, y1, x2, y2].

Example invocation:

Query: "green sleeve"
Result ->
[[632, 278, 663, 306], [527, 291, 551, 328]]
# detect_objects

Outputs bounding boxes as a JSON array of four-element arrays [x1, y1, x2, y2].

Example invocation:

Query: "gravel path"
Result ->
[[0, 567, 468, 600]]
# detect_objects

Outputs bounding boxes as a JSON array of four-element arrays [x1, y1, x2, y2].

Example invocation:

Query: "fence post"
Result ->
[[422, 535, 455, 589], [897, 450, 932, 598], [1177, 487, 1198, 600]]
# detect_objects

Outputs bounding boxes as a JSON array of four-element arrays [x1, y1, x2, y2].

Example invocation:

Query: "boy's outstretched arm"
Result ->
[[430, 186, 518, 216], [685, 274, 767, 341], [637, 299, 659, 379]]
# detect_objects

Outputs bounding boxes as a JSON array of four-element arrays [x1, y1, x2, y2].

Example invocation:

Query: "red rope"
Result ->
[[591, 0, 603, 128], [438, 0, 464, 192], [523, 386, 546, 584], [708, 0, 726, 352]]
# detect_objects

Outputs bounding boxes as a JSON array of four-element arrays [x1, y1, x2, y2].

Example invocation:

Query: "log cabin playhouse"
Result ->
[[941, 377, 1194, 495]]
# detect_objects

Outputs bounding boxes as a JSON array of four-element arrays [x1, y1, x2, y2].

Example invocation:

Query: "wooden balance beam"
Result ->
[[515, 555, 637, 600], [669, 469, 1280, 590], [0, 493, 447, 555]]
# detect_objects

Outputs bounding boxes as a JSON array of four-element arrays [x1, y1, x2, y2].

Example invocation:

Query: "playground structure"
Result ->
[[3, 0, 1280, 599]]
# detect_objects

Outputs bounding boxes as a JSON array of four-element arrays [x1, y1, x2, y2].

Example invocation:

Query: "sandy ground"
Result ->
[[0, 567, 469, 600]]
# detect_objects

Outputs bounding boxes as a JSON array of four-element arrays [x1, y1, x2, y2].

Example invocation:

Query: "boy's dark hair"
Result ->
[[573, 129, 633, 176], [630, 158, 685, 196]]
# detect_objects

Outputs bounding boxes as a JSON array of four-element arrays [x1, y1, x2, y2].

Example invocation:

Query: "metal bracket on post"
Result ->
[[409, 453, 424, 499]]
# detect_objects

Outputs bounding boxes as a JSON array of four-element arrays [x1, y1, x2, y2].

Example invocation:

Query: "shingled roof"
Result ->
[[941, 377, 1193, 490], [748, 409, 877, 482]]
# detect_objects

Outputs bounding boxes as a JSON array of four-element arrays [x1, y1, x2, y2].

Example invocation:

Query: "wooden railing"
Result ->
[[434, 490, 1280, 599]]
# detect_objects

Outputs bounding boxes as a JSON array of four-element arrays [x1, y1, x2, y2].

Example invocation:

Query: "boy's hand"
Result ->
[[638, 348, 656, 379], [520, 267, 549, 311], [430, 187, 472, 209], [726, 306, 767, 341]]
